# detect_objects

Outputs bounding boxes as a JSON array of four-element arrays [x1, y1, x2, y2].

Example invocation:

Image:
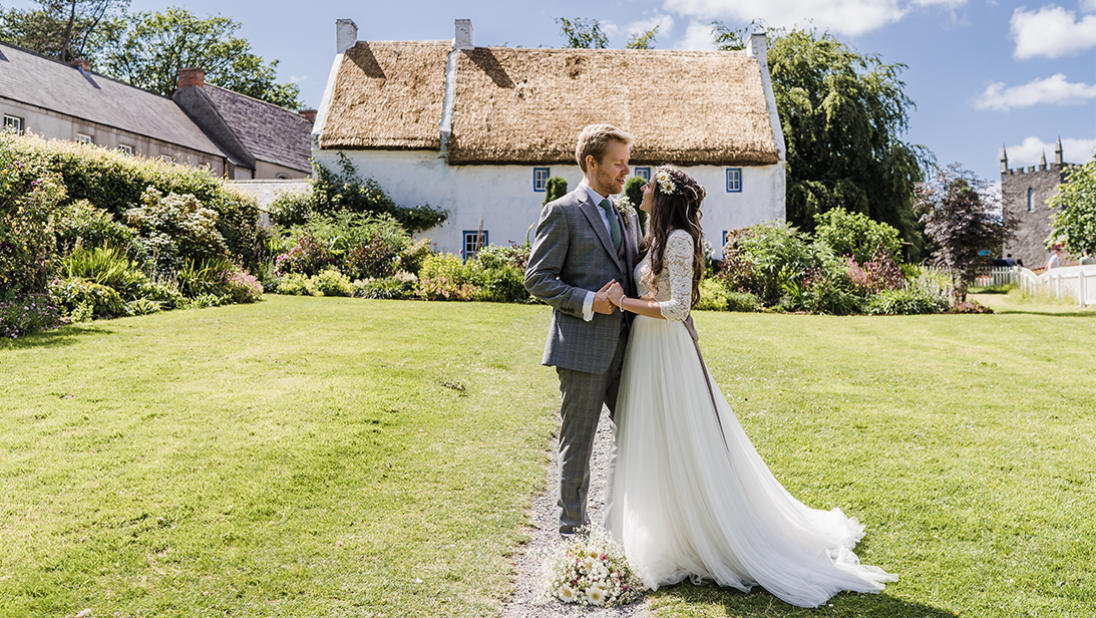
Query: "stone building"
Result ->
[[312, 19, 786, 258], [1000, 138, 1077, 268]]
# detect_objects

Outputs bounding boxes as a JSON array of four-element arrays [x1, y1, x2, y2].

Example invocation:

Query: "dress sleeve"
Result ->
[[658, 231, 695, 322]]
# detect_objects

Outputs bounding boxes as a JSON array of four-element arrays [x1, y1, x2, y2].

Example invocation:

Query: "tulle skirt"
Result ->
[[606, 315, 897, 608]]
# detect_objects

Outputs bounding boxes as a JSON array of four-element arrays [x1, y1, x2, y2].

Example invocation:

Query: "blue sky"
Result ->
[[11, 0, 1096, 184]]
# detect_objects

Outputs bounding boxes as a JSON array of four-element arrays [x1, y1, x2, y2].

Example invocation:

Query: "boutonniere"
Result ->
[[614, 194, 637, 218]]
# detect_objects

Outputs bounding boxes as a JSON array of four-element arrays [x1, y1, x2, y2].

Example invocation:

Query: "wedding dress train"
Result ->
[[606, 230, 897, 608]]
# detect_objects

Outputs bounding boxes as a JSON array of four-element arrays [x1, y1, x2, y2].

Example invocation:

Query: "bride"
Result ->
[[604, 165, 897, 608]]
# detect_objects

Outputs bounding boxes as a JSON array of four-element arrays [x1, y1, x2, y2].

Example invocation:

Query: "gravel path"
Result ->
[[500, 408, 654, 618]]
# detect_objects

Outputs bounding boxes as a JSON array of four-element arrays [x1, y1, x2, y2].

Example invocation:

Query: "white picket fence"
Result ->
[[979, 265, 1096, 308]]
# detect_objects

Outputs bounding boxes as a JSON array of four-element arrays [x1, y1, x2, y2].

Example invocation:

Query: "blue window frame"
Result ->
[[463, 230, 488, 262], [634, 167, 651, 181], [726, 168, 742, 193], [533, 167, 550, 192]]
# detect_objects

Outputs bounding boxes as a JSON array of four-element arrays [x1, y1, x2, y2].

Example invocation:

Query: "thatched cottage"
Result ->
[[312, 19, 786, 259]]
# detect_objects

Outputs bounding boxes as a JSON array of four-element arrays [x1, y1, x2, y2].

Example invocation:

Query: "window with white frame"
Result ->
[[634, 167, 651, 181], [3, 115, 24, 134], [463, 230, 488, 261], [533, 167, 550, 192], [276, 173, 290, 180], [76, 133, 93, 145], [725, 168, 742, 193], [159, 154, 176, 164], [117, 144, 134, 155]]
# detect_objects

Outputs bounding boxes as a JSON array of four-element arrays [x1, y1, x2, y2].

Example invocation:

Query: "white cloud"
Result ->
[[288, 75, 309, 85], [1082, 0, 1096, 14], [974, 74, 1096, 110], [661, 0, 962, 37], [1010, 5, 1096, 59], [675, 19, 718, 50], [1005, 136, 1096, 166]]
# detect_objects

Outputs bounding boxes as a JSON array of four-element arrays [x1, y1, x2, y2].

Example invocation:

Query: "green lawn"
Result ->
[[2, 296, 1094, 617]]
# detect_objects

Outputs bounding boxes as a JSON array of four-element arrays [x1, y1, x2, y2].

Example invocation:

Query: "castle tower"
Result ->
[[1000, 137, 1073, 267]]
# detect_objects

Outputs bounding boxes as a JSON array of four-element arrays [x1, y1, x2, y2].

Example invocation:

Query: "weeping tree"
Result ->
[[915, 164, 1016, 304], [714, 24, 933, 258]]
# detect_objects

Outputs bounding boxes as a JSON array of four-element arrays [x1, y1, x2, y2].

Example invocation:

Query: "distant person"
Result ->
[[1004, 254, 1017, 267], [1045, 244, 1065, 270], [1081, 248, 1096, 266]]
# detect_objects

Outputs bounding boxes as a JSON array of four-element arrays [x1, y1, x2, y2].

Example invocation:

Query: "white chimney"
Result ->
[[746, 32, 767, 68], [455, 19, 473, 50], [336, 19, 358, 54]]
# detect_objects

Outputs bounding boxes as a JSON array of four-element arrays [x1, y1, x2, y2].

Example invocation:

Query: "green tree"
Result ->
[[101, 7, 300, 109], [713, 24, 932, 258], [1048, 154, 1096, 254], [556, 17, 607, 49], [626, 24, 658, 49], [0, 0, 127, 63]]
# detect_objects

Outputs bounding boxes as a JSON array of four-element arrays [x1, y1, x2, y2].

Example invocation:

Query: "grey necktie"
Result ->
[[599, 199, 622, 252]]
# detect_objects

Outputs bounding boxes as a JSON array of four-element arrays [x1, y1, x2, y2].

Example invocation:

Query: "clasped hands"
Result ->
[[592, 279, 627, 314]]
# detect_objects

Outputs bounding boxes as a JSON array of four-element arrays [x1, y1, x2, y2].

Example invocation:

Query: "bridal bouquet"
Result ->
[[539, 527, 645, 607]]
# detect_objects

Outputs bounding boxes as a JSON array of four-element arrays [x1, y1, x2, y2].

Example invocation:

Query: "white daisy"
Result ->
[[587, 585, 607, 606], [558, 584, 577, 602]]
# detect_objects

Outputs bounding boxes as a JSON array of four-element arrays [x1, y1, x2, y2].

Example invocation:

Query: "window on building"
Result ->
[[1026, 187, 1033, 212], [75, 133, 93, 145], [3, 115, 24, 134], [276, 173, 290, 180], [117, 144, 134, 155], [726, 168, 742, 193], [463, 230, 488, 261], [634, 167, 651, 181], [533, 167, 550, 192], [159, 154, 176, 164]]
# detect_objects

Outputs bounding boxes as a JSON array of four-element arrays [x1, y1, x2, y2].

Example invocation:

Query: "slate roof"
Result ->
[[203, 85, 312, 173], [0, 42, 224, 156]]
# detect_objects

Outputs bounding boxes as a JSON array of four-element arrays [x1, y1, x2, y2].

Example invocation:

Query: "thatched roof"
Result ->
[[320, 44, 779, 166], [318, 40, 451, 150]]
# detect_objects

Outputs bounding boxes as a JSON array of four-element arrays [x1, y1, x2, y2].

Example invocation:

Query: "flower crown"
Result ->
[[654, 169, 676, 195]]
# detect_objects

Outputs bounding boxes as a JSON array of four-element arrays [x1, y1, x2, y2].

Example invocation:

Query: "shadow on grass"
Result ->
[[1, 323, 112, 350], [651, 584, 955, 618], [993, 309, 1096, 318]]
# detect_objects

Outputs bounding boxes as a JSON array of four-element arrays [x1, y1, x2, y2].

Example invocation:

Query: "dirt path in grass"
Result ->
[[500, 408, 654, 618]]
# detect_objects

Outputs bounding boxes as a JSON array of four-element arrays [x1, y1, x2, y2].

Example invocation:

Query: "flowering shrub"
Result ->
[[845, 246, 905, 297], [277, 273, 320, 296], [418, 253, 477, 301], [125, 187, 229, 272], [274, 234, 331, 277], [224, 268, 263, 304], [312, 269, 353, 297], [54, 199, 136, 255], [0, 294, 61, 338], [539, 528, 644, 607], [353, 272, 417, 299], [1, 165, 63, 296]]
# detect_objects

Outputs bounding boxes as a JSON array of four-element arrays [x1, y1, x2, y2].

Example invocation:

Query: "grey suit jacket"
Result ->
[[524, 186, 641, 374]]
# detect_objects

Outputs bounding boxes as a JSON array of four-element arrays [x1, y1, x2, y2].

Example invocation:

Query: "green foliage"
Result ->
[[696, 278, 729, 311], [0, 1, 128, 64], [176, 257, 233, 298], [623, 175, 648, 232], [543, 176, 569, 207], [53, 199, 137, 254], [418, 253, 477, 301], [268, 190, 313, 228], [1049, 154, 1096, 253], [715, 26, 931, 257], [311, 153, 447, 233], [724, 290, 763, 312], [0, 156, 62, 297], [59, 246, 148, 300], [813, 207, 903, 263], [123, 297, 163, 316], [625, 24, 659, 49], [223, 268, 263, 303], [1, 132, 262, 270], [353, 274, 417, 300], [125, 187, 230, 273], [723, 222, 824, 306], [276, 272, 320, 296], [556, 17, 608, 48], [273, 233, 331, 277], [302, 212, 411, 280], [49, 277, 124, 318], [311, 269, 353, 297], [100, 7, 300, 109]]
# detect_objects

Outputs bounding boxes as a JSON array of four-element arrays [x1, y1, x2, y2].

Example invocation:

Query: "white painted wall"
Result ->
[[313, 149, 785, 259]]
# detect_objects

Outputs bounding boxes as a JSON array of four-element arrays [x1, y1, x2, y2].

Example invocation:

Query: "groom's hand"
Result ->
[[592, 280, 617, 315]]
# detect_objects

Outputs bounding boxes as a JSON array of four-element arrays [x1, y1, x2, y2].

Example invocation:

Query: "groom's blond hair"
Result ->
[[575, 124, 632, 173]]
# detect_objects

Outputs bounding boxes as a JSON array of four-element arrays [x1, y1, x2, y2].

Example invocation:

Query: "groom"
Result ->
[[524, 124, 641, 536]]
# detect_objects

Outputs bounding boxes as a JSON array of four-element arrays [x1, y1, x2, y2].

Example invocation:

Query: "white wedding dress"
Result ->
[[606, 230, 897, 608]]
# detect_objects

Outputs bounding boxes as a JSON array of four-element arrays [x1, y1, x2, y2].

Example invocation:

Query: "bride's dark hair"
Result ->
[[637, 164, 707, 308]]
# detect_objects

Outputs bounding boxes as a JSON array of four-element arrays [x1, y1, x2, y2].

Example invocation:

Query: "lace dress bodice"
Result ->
[[635, 229, 694, 322]]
